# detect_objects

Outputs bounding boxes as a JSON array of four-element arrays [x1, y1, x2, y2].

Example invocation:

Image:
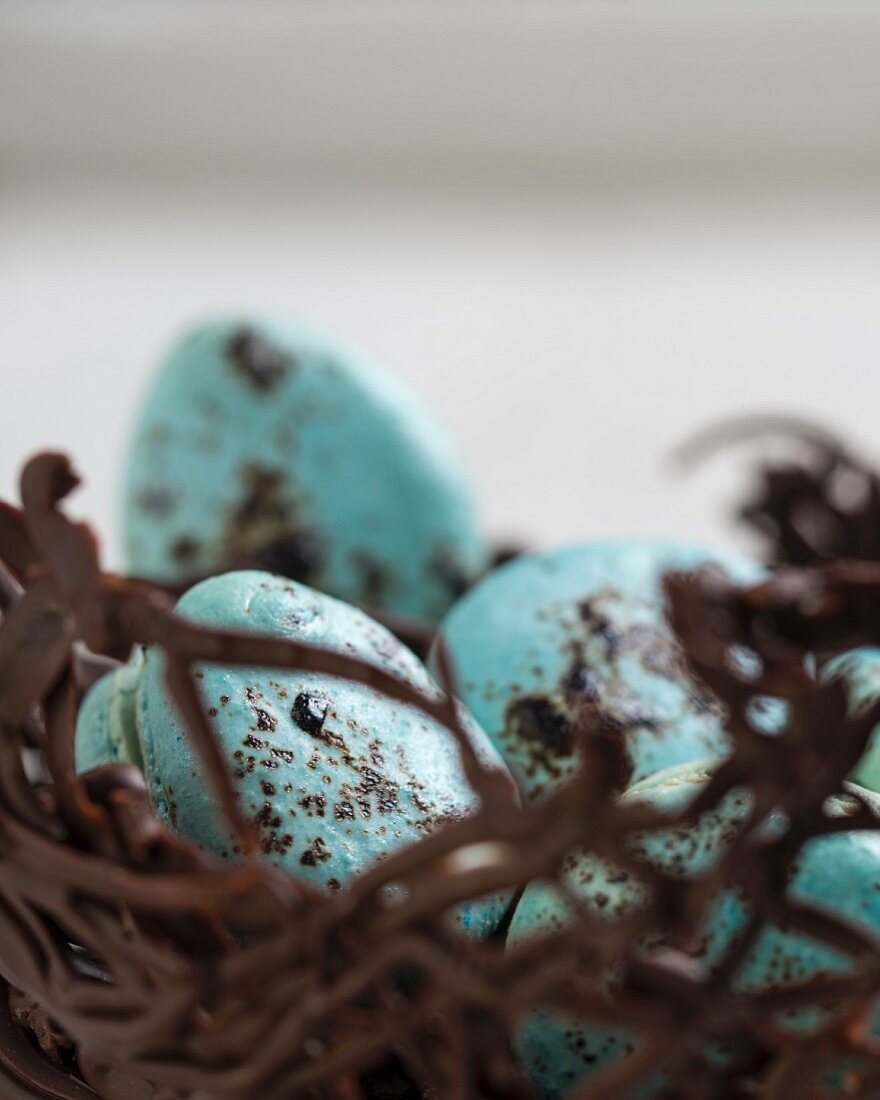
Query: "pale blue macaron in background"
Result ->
[[75, 570, 511, 936], [508, 760, 880, 1098], [433, 540, 765, 802], [122, 317, 488, 624]]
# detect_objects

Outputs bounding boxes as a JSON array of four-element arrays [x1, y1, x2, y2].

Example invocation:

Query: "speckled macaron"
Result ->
[[433, 540, 764, 801], [122, 317, 487, 623], [75, 570, 511, 936], [507, 761, 880, 1097]]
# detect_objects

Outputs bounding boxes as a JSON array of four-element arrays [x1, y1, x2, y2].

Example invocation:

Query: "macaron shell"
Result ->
[[76, 669, 126, 772], [435, 540, 764, 801], [134, 571, 509, 935], [507, 765, 880, 1096], [123, 317, 487, 622], [75, 650, 144, 773]]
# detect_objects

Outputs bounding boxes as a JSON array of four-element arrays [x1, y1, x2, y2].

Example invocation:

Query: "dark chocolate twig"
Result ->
[[1, 452, 880, 1099]]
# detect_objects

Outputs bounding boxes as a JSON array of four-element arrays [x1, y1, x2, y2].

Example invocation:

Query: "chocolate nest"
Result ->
[[1, 444, 880, 1099]]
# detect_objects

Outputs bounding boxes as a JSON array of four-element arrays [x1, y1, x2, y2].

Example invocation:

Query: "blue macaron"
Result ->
[[76, 570, 511, 936], [123, 317, 487, 623], [508, 761, 880, 1097], [434, 540, 764, 801]]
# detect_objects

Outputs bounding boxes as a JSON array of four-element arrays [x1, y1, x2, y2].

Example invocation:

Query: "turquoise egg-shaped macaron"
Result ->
[[123, 317, 487, 623], [434, 541, 764, 801], [508, 761, 880, 1098], [75, 571, 511, 935]]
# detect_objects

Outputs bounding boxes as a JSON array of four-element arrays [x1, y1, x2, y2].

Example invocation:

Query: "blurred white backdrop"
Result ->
[[3, 1, 880, 567]]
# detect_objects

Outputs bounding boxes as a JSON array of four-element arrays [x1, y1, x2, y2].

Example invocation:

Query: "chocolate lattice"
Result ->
[[0, 452, 879, 1099], [675, 413, 880, 566]]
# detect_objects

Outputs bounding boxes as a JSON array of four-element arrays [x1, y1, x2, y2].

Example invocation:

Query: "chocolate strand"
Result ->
[[675, 414, 880, 567], [0, 452, 880, 1097]]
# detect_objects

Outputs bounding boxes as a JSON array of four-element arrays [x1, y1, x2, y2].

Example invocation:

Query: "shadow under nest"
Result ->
[[0, 421, 879, 1099]]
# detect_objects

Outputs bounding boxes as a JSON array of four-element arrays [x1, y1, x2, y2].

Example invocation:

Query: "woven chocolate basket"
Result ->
[[0, 426, 879, 1099]]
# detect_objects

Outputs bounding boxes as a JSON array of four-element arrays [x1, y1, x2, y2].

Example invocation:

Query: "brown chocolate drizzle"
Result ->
[[0, 451, 879, 1098], [675, 413, 880, 566]]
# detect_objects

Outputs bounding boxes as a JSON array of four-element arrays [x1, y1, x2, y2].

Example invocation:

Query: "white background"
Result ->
[[4, 1, 880, 568]]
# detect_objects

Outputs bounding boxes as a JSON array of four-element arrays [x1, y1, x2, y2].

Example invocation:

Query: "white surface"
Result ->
[[3, 3, 880, 570], [4, 1, 880, 182], [5, 176, 880, 568]]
